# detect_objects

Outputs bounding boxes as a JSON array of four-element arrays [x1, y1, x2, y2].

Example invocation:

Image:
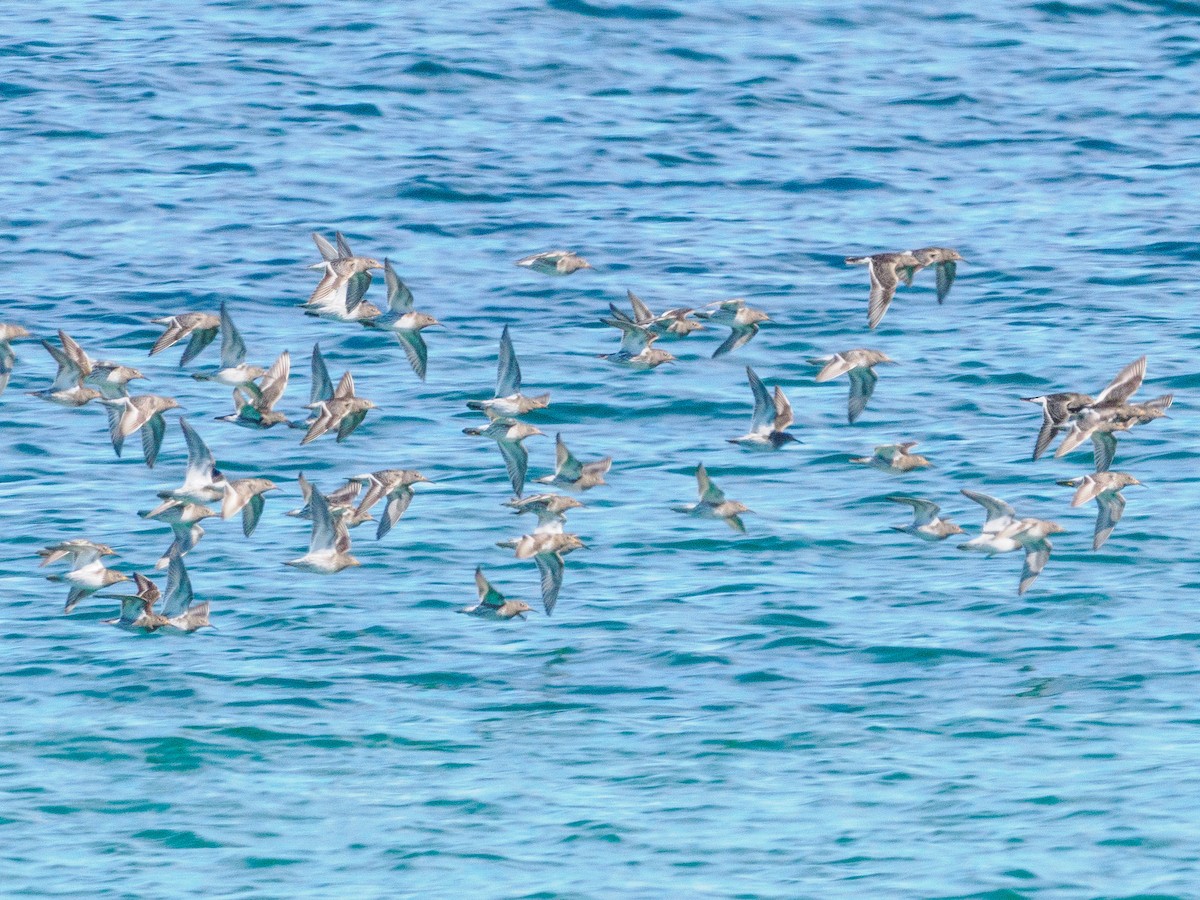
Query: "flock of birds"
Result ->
[[4, 236, 1174, 630]]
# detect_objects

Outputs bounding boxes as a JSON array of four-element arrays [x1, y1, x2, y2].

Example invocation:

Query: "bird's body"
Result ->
[[458, 567, 533, 619], [101, 573, 168, 631], [287, 474, 373, 528], [40, 539, 128, 613], [845, 251, 923, 329], [158, 417, 227, 505], [0, 323, 30, 395], [191, 302, 265, 388], [221, 478, 277, 537], [305, 232, 384, 319], [99, 393, 180, 467], [887, 496, 963, 541], [496, 532, 585, 615], [139, 499, 215, 569], [598, 316, 677, 369], [1055, 395, 1172, 471], [957, 491, 1063, 594], [673, 463, 751, 532], [463, 415, 544, 497], [302, 371, 376, 444], [349, 469, 429, 540], [285, 486, 360, 573], [150, 313, 221, 365], [515, 250, 592, 275], [1057, 471, 1141, 550], [728, 366, 798, 450], [697, 299, 769, 357], [810, 349, 895, 424], [216, 350, 292, 429], [1025, 356, 1147, 462], [362, 260, 440, 380], [467, 324, 551, 415], [504, 493, 584, 535], [535, 434, 611, 491], [910, 247, 964, 304], [851, 441, 931, 473], [29, 332, 102, 407], [618, 291, 704, 339]]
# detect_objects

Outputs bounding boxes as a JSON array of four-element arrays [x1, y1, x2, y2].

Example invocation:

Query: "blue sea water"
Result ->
[[2, 1, 1200, 896]]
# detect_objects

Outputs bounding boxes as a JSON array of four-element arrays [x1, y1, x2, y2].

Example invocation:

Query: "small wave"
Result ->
[[302, 102, 383, 117], [547, 0, 683, 20]]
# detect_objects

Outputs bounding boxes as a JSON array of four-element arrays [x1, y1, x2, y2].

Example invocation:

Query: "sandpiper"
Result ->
[[101, 572, 168, 631], [54, 328, 144, 400], [466, 325, 550, 416], [139, 499, 215, 569], [191, 302, 265, 388], [598, 317, 677, 369], [285, 485, 360, 574], [40, 539, 128, 613], [619, 290, 704, 339], [301, 371, 376, 444], [728, 366, 798, 450], [910, 247, 964, 303], [957, 491, 1064, 594], [458, 567, 534, 619], [1055, 395, 1172, 472], [673, 463, 752, 532], [697, 299, 770, 357], [515, 250, 592, 276], [221, 478, 278, 537], [295, 343, 333, 430], [157, 417, 227, 505], [809, 349, 896, 424], [887, 496, 964, 541], [1010, 518, 1066, 595], [845, 251, 923, 329], [503, 493, 585, 534], [305, 232, 384, 319], [1057, 471, 1142, 550], [150, 312, 221, 365], [463, 412, 544, 497], [29, 333, 102, 407], [156, 553, 212, 631], [37, 539, 116, 568], [348, 469, 429, 540], [99, 393, 180, 467], [216, 350, 292, 429], [1023, 357, 1146, 461], [535, 434, 611, 490], [497, 532, 585, 615], [957, 490, 1021, 554], [0, 323, 30, 395], [362, 259, 440, 381], [82, 358, 146, 399], [288, 473, 371, 527], [851, 441, 931, 473]]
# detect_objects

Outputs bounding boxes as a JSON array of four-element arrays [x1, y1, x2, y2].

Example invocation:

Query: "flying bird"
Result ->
[[466, 325, 550, 416], [150, 312, 221, 366], [673, 463, 752, 532], [362, 259, 441, 380], [458, 567, 534, 620], [535, 434, 612, 490], [809, 349, 896, 424], [886, 496, 964, 541], [728, 366, 797, 450], [515, 250, 593, 276], [1057, 471, 1142, 550]]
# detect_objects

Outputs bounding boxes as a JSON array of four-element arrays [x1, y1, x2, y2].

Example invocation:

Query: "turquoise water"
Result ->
[[3, 2, 1199, 896]]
